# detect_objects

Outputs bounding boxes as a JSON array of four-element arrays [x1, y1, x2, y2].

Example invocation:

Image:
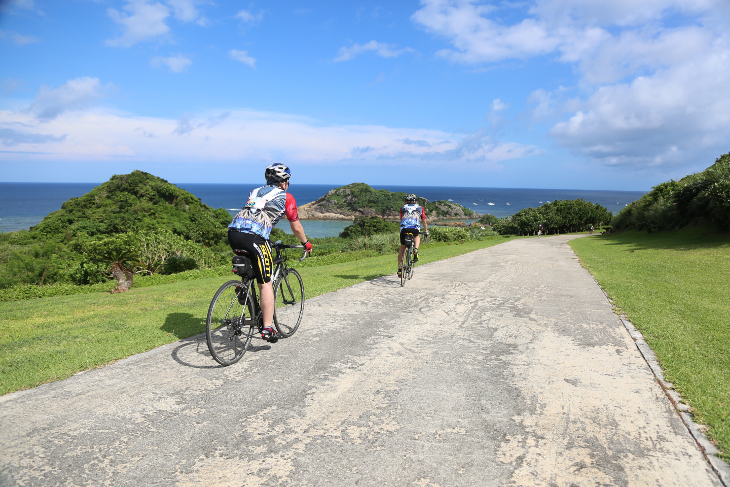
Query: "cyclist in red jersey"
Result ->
[[228, 163, 312, 342]]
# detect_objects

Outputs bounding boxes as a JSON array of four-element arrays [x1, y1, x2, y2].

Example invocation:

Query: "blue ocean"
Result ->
[[0, 182, 646, 237]]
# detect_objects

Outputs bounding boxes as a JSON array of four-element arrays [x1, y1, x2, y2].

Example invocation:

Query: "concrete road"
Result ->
[[0, 235, 722, 486]]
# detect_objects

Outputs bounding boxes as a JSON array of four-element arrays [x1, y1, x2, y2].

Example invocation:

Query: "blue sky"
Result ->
[[1, 0, 729, 190]]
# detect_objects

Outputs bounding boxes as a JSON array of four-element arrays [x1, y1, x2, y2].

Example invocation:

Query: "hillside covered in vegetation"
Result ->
[[31, 170, 231, 245], [612, 152, 730, 232], [0, 171, 232, 292], [297, 183, 480, 221]]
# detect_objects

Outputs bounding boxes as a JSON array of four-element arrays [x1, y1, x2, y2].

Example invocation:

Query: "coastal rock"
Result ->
[[296, 183, 481, 222]]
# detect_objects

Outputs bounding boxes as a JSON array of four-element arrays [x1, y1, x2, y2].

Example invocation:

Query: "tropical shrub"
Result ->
[[477, 214, 498, 225], [612, 151, 730, 232], [340, 216, 399, 238], [493, 199, 612, 236], [429, 226, 469, 242]]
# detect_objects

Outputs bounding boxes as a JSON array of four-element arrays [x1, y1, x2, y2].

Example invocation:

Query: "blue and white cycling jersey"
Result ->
[[228, 186, 288, 239], [400, 203, 425, 230]]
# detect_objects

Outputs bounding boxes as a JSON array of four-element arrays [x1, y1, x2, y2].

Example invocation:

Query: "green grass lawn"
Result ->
[[570, 227, 730, 460], [0, 236, 512, 396]]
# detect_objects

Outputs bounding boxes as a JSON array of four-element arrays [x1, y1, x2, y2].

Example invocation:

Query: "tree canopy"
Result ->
[[493, 199, 612, 236]]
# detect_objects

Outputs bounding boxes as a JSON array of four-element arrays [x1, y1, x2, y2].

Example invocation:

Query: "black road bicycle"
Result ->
[[206, 241, 307, 366], [400, 233, 416, 287], [400, 232, 428, 287]]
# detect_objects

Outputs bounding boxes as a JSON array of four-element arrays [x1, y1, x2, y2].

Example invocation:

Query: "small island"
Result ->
[[297, 183, 480, 222]]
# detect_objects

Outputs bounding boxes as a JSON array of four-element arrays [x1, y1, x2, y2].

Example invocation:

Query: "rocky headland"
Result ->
[[297, 183, 481, 222]]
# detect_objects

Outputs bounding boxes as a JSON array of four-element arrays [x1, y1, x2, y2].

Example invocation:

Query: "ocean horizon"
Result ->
[[0, 182, 646, 237]]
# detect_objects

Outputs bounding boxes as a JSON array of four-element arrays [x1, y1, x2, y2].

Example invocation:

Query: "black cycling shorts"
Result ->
[[228, 228, 274, 284], [400, 228, 419, 246]]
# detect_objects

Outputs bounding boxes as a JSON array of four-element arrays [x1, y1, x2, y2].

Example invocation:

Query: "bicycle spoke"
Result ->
[[206, 280, 255, 366], [273, 269, 304, 338]]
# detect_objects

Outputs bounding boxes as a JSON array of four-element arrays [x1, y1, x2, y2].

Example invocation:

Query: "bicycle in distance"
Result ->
[[206, 241, 307, 366], [400, 232, 423, 287]]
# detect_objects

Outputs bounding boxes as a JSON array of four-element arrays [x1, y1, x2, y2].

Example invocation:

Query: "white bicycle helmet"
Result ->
[[405, 194, 417, 203], [265, 163, 291, 184]]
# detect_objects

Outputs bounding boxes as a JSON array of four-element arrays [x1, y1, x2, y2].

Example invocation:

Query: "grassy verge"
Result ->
[[0, 236, 512, 396], [569, 227, 730, 460]]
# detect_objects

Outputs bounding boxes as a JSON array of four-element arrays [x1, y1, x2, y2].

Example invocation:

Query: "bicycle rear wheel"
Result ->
[[408, 255, 414, 280], [401, 247, 410, 287], [206, 280, 256, 366], [273, 269, 304, 338]]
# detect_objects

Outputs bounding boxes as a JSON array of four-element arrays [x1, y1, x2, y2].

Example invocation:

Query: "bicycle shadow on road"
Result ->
[[332, 273, 385, 282], [346, 274, 402, 288], [163, 312, 273, 369]]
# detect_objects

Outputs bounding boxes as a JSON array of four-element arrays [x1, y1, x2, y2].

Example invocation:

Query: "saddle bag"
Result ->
[[232, 255, 254, 278]]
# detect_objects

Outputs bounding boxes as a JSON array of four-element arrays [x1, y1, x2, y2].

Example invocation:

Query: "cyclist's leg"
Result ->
[[412, 229, 420, 261], [258, 281, 274, 328], [250, 239, 275, 329], [232, 231, 276, 330]]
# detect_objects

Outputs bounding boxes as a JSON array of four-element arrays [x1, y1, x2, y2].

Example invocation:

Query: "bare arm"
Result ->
[[289, 219, 310, 250]]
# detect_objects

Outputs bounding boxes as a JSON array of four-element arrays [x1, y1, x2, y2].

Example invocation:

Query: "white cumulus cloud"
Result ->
[[413, 0, 730, 169], [167, 0, 200, 22], [106, 1, 171, 48]]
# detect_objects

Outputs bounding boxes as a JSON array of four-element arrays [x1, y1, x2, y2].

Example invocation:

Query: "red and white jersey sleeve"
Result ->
[[285, 193, 299, 222]]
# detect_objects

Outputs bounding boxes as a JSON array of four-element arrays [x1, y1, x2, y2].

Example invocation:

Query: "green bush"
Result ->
[[340, 216, 399, 238], [68, 262, 111, 285], [492, 199, 612, 236], [429, 226, 469, 242], [163, 255, 198, 274], [477, 214, 498, 225]]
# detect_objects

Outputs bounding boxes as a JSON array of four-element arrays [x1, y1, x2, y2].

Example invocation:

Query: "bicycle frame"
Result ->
[[235, 241, 306, 325]]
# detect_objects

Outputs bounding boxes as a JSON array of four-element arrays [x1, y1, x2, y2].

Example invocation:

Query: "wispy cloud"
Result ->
[[0, 107, 536, 167], [150, 54, 192, 73], [229, 49, 256, 69], [0, 128, 66, 146], [236, 9, 264, 25], [334, 40, 415, 62], [106, 1, 171, 48], [26, 77, 112, 121], [4, 0, 44, 15], [0, 28, 40, 45]]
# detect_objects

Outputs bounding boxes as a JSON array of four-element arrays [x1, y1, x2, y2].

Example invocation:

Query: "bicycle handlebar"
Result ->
[[273, 241, 309, 261]]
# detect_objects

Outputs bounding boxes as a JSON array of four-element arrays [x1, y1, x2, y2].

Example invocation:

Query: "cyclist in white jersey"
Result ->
[[398, 194, 428, 278], [228, 163, 312, 342]]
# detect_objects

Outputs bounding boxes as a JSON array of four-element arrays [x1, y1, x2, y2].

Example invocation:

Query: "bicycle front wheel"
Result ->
[[273, 269, 304, 338], [206, 280, 256, 366]]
